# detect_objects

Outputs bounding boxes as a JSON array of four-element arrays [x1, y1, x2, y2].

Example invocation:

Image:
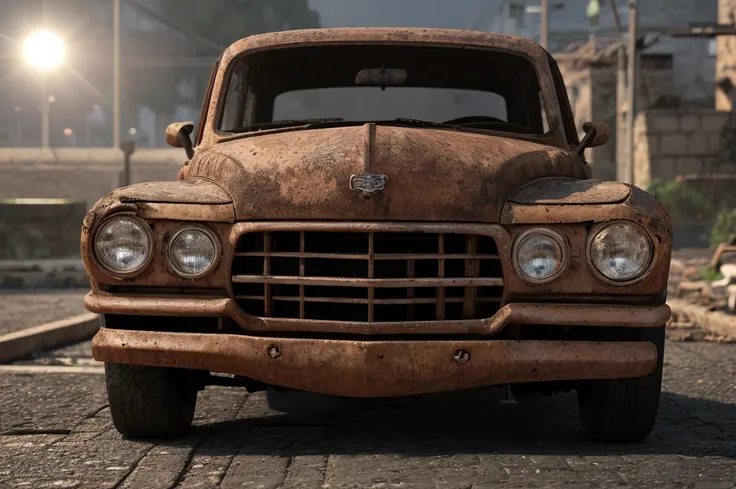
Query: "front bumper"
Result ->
[[87, 292, 668, 397], [84, 292, 671, 336], [92, 328, 659, 397]]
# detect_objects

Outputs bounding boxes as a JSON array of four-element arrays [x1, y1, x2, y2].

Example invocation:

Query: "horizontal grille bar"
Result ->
[[235, 295, 502, 305], [232, 275, 504, 288], [234, 252, 500, 260]]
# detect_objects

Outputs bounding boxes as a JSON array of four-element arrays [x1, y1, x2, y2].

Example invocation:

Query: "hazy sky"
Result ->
[[307, 0, 495, 30]]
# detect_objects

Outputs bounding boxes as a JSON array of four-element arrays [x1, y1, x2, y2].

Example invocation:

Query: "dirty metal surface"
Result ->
[[190, 126, 588, 223], [509, 178, 631, 205], [84, 290, 670, 337], [92, 328, 658, 397]]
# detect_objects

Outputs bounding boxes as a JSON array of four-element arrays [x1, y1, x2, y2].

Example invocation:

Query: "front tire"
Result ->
[[577, 328, 665, 443], [105, 363, 199, 438]]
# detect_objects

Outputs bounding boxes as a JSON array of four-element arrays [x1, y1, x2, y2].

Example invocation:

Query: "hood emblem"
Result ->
[[350, 173, 388, 198]]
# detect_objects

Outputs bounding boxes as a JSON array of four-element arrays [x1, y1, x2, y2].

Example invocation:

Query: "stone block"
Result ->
[[660, 133, 689, 155], [688, 133, 711, 155], [676, 157, 703, 177], [646, 134, 660, 154], [652, 157, 678, 181], [701, 112, 729, 132], [680, 114, 700, 132], [709, 133, 723, 153], [650, 114, 680, 133]]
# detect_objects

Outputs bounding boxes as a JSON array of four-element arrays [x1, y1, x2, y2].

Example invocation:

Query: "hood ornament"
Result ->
[[350, 173, 388, 198]]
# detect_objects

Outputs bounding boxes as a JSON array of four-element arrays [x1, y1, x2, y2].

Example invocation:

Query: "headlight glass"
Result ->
[[590, 222, 652, 282], [94, 216, 152, 275], [515, 231, 564, 282], [168, 227, 219, 277]]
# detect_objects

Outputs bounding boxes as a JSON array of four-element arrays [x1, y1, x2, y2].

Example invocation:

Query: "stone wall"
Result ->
[[633, 109, 730, 189], [717, 0, 736, 110], [0, 148, 186, 210], [0, 200, 87, 260], [559, 63, 679, 182]]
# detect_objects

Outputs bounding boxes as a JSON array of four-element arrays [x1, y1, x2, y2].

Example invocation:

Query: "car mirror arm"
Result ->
[[165, 122, 195, 160], [575, 121, 610, 156]]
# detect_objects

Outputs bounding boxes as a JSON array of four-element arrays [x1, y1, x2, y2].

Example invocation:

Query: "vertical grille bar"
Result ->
[[263, 232, 272, 316], [406, 258, 416, 320], [436, 233, 445, 320], [368, 231, 375, 322], [299, 231, 305, 319], [463, 235, 479, 318]]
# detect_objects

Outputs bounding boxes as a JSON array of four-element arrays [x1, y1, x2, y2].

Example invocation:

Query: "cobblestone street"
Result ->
[[0, 296, 735, 488]]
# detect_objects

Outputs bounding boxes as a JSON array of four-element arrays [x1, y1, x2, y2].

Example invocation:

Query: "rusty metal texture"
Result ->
[[509, 178, 631, 205], [189, 126, 589, 223], [84, 290, 670, 336], [92, 328, 659, 397], [136, 202, 234, 222], [78, 26, 673, 381]]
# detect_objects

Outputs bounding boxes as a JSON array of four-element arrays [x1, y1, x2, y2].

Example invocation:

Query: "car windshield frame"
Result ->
[[200, 30, 572, 149], [215, 45, 551, 137]]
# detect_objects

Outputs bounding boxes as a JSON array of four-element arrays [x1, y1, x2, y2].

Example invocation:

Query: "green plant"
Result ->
[[647, 180, 711, 221], [698, 266, 723, 283], [710, 209, 736, 248]]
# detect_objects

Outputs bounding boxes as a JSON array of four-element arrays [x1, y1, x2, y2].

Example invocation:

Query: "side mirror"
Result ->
[[575, 121, 610, 156], [165, 122, 195, 159]]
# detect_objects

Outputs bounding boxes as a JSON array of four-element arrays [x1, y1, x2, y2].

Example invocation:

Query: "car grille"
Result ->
[[231, 230, 503, 322]]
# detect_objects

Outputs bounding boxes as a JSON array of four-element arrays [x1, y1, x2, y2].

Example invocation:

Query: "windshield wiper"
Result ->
[[233, 118, 344, 132], [381, 118, 456, 129]]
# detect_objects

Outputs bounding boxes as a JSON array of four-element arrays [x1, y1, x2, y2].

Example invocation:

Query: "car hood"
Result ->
[[189, 124, 590, 222]]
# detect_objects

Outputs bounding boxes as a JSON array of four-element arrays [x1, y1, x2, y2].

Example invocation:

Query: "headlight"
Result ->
[[167, 225, 220, 278], [513, 229, 566, 283], [589, 222, 652, 283], [94, 216, 153, 277]]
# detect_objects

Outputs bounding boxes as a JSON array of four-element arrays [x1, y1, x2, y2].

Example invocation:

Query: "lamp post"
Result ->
[[23, 30, 65, 149], [114, 0, 121, 149]]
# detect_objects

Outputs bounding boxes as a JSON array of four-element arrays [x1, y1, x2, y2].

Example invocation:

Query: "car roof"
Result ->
[[224, 27, 546, 59]]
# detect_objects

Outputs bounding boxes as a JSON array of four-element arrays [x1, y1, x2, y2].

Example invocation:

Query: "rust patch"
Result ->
[[92, 328, 659, 397], [189, 126, 588, 222], [84, 290, 670, 336], [509, 178, 631, 205]]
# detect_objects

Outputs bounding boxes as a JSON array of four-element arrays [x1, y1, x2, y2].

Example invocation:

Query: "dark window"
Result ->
[[219, 45, 549, 136]]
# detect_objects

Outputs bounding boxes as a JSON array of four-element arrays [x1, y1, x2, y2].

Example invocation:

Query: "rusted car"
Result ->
[[82, 28, 671, 442]]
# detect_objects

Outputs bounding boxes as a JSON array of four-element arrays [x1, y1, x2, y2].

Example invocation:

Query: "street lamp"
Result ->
[[23, 30, 65, 72], [23, 30, 65, 148]]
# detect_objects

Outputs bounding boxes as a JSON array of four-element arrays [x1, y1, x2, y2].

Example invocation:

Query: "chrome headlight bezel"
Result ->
[[587, 221, 654, 286], [166, 224, 221, 279], [512, 228, 568, 284], [92, 215, 154, 278]]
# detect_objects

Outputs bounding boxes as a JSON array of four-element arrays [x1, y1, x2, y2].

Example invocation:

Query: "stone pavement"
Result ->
[[0, 340, 735, 488], [0, 290, 88, 336]]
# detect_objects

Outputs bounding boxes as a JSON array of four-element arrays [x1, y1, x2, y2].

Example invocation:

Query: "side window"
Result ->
[[194, 59, 220, 146], [547, 54, 580, 146], [539, 90, 550, 133], [220, 62, 249, 132]]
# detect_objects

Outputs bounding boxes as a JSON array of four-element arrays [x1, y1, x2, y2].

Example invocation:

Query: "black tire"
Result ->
[[577, 327, 665, 443], [105, 363, 199, 438]]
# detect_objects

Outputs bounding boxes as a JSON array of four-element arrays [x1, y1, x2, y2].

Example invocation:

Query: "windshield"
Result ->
[[218, 44, 548, 135]]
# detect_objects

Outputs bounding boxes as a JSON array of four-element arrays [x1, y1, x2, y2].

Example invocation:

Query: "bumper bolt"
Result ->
[[453, 349, 470, 364], [268, 345, 281, 358]]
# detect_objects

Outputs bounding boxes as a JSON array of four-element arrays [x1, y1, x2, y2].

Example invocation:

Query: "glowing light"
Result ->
[[63, 128, 73, 136], [23, 31, 65, 72], [128, 127, 137, 136]]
